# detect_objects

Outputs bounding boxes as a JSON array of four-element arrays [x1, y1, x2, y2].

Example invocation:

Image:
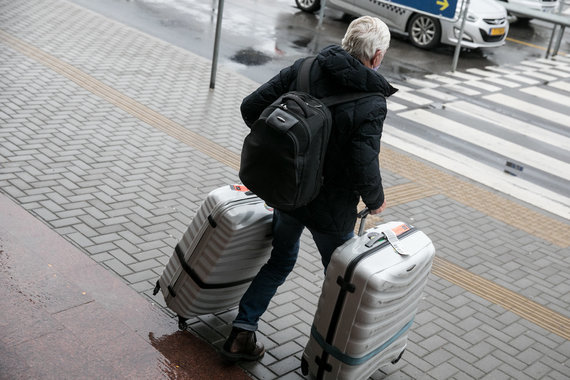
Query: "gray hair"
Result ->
[[341, 16, 390, 62]]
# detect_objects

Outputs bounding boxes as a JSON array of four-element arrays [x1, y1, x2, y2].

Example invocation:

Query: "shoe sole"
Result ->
[[220, 349, 265, 363]]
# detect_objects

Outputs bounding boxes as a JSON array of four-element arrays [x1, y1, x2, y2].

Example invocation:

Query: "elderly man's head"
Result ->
[[341, 16, 391, 70]]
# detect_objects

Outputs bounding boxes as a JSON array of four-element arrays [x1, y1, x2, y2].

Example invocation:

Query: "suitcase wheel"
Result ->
[[152, 280, 160, 296], [178, 315, 189, 331], [391, 349, 405, 365], [301, 357, 308, 376]]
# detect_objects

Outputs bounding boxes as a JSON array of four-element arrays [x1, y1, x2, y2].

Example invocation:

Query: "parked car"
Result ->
[[500, 0, 559, 13], [294, 0, 509, 49], [498, 0, 560, 20]]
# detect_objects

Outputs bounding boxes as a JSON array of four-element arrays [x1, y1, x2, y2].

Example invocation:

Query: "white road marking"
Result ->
[[446, 100, 570, 149], [418, 87, 457, 102], [399, 109, 570, 181], [392, 91, 432, 106], [384, 126, 570, 219], [548, 80, 570, 92], [520, 86, 570, 108], [484, 93, 570, 128]]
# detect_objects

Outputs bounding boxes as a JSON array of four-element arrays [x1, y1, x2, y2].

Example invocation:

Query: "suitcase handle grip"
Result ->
[[357, 208, 369, 236]]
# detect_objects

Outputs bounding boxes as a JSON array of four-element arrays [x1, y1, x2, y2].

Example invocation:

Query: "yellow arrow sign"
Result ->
[[437, 0, 449, 11]]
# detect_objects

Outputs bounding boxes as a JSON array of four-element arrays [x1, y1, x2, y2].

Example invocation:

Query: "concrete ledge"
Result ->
[[0, 193, 249, 379]]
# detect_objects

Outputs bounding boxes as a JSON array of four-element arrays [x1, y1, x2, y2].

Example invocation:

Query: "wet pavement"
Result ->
[[0, 0, 569, 379], [0, 193, 249, 379], [70, 0, 570, 83]]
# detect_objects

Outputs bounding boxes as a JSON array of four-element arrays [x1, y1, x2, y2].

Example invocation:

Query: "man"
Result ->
[[221, 16, 397, 362]]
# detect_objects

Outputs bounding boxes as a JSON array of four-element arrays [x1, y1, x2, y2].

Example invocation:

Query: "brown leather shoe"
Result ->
[[221, 327, 265, 362]]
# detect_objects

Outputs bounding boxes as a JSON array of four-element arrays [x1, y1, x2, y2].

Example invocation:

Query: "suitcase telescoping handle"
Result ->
[[357, 208, 370, 237]]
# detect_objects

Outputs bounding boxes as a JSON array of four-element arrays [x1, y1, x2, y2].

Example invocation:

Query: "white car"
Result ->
[[500, 0, 559, 13], [295, 0, 509, 49], [498, 0, 560, 20]]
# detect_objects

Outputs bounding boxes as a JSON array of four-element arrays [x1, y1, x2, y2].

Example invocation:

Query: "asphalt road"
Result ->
[[70, 0, 569, 83]]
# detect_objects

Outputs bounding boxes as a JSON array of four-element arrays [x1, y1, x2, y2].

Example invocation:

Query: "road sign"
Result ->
[[382, 0, 459, 19]]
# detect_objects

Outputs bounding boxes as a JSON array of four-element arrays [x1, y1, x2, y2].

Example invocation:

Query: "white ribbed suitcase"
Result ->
[[154, 185, 273, 327], [301, 219, 435, 380]]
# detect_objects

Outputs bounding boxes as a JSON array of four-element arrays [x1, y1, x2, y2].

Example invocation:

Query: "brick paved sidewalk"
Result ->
[[1, 0, 569, 379]]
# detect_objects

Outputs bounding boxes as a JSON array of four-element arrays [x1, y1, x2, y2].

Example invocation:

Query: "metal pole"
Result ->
[[545, 26, 557, 58], [210, 0, 225, 89], [552, 26, 565, 56], [317, 0, 327, 29], [451, 0, 470, 72], [551, 0, 566, 56]]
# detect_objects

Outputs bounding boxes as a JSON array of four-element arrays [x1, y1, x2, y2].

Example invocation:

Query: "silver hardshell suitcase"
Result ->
[[154, 185, 273, 327], [301, 218, 435, 380]]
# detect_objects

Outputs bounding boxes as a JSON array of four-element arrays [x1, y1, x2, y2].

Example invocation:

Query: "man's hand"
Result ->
[[369, 200, 386, 215]]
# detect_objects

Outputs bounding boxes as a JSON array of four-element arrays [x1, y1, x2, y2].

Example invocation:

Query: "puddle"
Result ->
[[230, 48, 272, 66], [148, 330, 249, 379]]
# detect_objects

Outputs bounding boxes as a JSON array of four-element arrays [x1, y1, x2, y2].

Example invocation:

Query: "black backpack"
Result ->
[[239, 57, 380, 211]]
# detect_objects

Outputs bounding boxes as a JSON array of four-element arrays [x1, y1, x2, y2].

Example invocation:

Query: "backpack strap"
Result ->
[[321, 92, 383, 107], [296, 56, 316, 94]]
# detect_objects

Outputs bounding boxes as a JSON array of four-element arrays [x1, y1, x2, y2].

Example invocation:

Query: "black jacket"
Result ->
[[241, 45, 397, 235]]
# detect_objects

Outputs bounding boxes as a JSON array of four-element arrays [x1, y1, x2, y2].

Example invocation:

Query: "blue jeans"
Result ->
[[233, 209, 354, 331]]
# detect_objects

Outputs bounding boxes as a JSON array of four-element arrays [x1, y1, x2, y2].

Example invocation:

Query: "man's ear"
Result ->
[[373, 50, 384, 66]]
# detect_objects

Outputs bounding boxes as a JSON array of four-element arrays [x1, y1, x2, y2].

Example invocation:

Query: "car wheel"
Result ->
[[408, 13, 441, 49], [295, 0, 321, 12]]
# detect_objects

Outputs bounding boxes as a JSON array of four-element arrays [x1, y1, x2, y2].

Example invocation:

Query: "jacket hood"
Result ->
[[316, 45, 397, 97]]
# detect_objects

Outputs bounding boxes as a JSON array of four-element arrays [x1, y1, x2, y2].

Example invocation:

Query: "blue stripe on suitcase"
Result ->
[[310, 318, 414, 366]]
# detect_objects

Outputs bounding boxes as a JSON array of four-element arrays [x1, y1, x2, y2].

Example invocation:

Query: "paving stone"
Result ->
[[474, 354, 503, 373], [268, 327, 304, 346], [104, 258, 133, 276], [124, 269, 157, 284], [267, 355, 301, 378], [427, 361, 460, 379], [516, 346, 543, 365], [269, 341, 303, 361], [497, 364, 535, 380], [422, 348, 454, 367]]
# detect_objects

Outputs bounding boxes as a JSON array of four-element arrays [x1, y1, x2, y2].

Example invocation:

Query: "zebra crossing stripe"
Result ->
[[383, 127, 570, 219], [485, 66, 520, 75], [556, 65, 570, 73], [399, 109, 570, 182], [393, 83, 417, 92], [448, 71, 483, 81], [552, 55, 570, 63], [484, 93, 570, 128], [465, 67, 502, 77], [549, 81, 570, 92], [542, 68, 570, 78], [523, 71, 559, 81], [520, 60, 555, 69], [503, 74, 540, 85], [387, 101, 408, 112], [417, 87, 457, 102], [483, 77, 521, 88], [443, 84, 480, 96], [424, 74, 461, 85], [463, 80, 501, 92], [405, 77, 438, 88], [520, 86, 570, 108], [391, 91, 432, 106], [446, 101, 570, 149]]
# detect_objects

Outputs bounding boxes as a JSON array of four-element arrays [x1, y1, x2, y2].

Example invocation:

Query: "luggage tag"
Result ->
[[365, 224, 411, 256], [381, 228, 409, 256]]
